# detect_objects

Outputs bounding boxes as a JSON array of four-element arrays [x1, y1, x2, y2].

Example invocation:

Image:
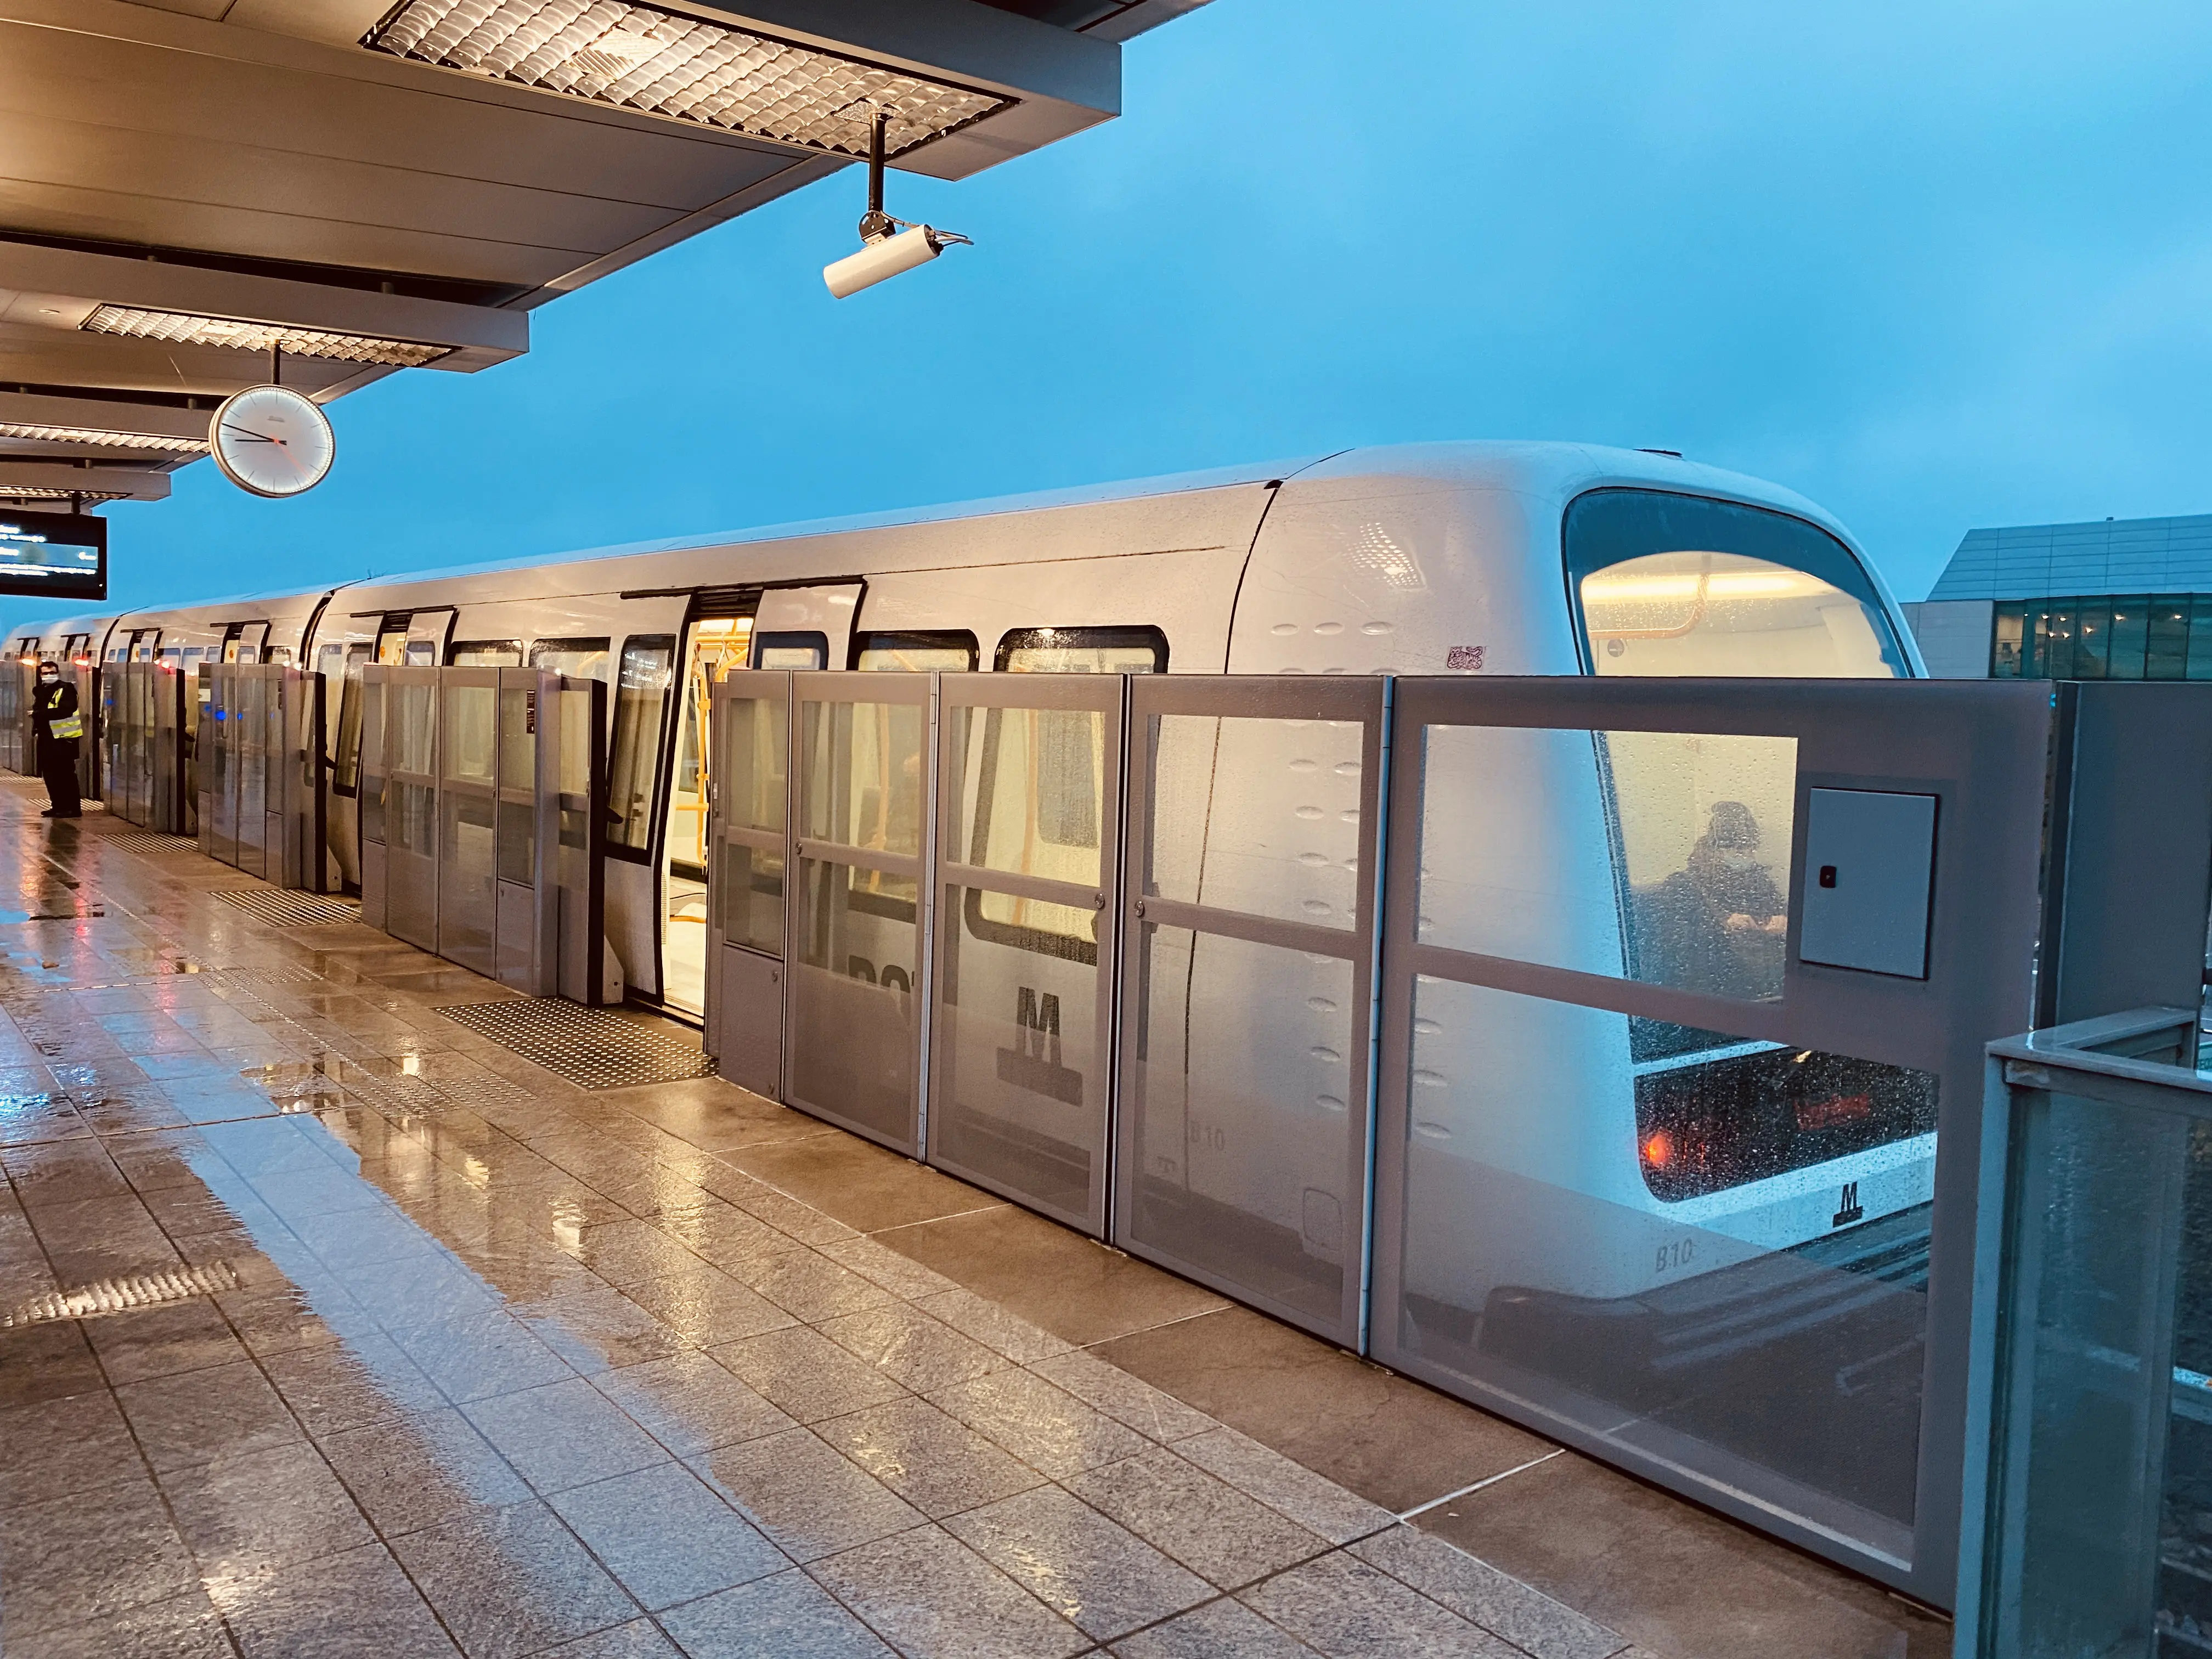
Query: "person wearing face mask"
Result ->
[[1632, 799, 1787, 1002], [31, 658, 82, 819]]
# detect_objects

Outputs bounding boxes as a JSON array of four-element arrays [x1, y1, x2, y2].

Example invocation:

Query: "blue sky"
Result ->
[[48, 0, 2212, 624]]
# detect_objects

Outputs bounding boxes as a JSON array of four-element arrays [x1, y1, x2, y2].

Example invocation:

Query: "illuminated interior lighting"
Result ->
[[363, 0, 1007, 157], [1582, 570, 1835, 602], [82, 305, 451, 368], [0, 421, 207, 454]]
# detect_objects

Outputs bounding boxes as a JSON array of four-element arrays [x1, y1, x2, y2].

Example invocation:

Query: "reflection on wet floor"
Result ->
[[0, 781, 1944, 1658]]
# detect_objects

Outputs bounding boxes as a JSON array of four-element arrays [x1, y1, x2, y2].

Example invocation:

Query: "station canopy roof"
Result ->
[[0, 0, 1207, 505]]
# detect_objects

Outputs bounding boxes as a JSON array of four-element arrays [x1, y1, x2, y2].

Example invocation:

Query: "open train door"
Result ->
[[704, 669, 790, 1097], [749, 584, 861, 670]]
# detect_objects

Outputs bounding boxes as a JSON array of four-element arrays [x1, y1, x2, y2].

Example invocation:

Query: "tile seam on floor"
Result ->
[[1396, 1448, 1567, 1521]]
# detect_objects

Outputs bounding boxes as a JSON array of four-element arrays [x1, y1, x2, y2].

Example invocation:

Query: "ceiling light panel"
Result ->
[[0, 486, 129, 503], [364, 0, 1008, 157], [80, 306, 450, 369], [0, 422, 207, 454]]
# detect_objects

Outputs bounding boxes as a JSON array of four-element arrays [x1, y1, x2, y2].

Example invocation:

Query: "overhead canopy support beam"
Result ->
[[0, 461, 171, 500]]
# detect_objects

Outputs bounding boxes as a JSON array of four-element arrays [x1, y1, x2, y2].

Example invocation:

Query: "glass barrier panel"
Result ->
[[388, 781, 436, 861], [496, 685, 535, 888], [1125, 923, 1355, 1327], [557, 684, 594, 871], [1391, 974, 1933, 1561], [443, 683, 495, 787], [389, 681, 434, 777], [439, 786, 496, 972], [358, 680, 388, 845], [789, 855, 919, 1144], [799, 698, 922, 856], [723, 691, 788, 836], [948, 703, 1105, 891], [935, 882, 1104, 1222], [1989, 1087, 2190, 1655], [715, 844, 784, 956], [498, 683, 534, 793], [1146, 714, 1363, 929], [1418, 727, 1797, 1012]]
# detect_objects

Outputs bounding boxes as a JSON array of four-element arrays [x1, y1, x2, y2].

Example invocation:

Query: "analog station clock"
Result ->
[[208, 385, 335, 498]]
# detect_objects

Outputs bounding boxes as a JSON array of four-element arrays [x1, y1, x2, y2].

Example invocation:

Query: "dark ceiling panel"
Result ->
[[0, 176, 608, 289], [0, 23, 802, 210]]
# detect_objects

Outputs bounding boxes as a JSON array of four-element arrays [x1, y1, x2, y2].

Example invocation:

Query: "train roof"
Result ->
[[7, 441, 1877, 636]]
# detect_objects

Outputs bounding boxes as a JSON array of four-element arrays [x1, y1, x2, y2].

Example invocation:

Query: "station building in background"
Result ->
[[1904, 511, 2212, 678]]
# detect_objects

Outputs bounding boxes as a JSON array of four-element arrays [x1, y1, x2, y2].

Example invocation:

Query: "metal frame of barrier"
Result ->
[[935, 670, 1127, 1238], [1116, 674, 1387, 1346], [1367, 676, 2053, 1603], [1957, 1007, 2209, 1656], [706, 670, 790, 1097], [195, 664, 329, 888], [695, 668, 2208, 1600], [72, 661, 97, 804], [557, 674, 612, 1006], [0, 658, 26, 774], [785, 670, 936, 1156], [358, 664, 601, 997], [98, 661, 188, 832]]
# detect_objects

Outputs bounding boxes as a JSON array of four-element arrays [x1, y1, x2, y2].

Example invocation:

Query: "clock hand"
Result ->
[[219, 424, 278, 444]]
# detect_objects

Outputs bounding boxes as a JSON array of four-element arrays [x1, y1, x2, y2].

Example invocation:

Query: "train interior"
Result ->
[[662, 614, 757, 1017]]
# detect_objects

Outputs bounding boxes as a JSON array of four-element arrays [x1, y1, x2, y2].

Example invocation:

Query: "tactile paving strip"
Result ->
[[209, 889, 365, 927], [101, 833, 203, 854], [436, 997, 714, 1090]]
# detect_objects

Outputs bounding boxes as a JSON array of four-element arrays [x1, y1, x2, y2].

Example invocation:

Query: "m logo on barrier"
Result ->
[[997, 985, 1082, 1105]]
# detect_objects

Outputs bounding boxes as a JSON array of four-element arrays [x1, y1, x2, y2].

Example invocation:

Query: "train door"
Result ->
[[659, 608, 757, 1017], [323, 638, 373, 890], [749, 584, 861, 672], [221, 622, 269, 664]]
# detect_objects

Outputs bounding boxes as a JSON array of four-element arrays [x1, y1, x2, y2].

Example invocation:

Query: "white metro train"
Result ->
[[8, 441, 1923, 1378]]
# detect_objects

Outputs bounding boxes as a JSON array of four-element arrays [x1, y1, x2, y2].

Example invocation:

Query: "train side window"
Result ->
[[607, 636, 675, 857], [853, 630, 978, 672], [752, 631, 826, 670], [266, 645, 294, 665], [314, 643, 343, 682], [449, 639, 523, 667], [530, 637, 611, 680], [1566, 489, 1908, 679], [996, 625, 1166, 674], [331, 644, 373, 794]]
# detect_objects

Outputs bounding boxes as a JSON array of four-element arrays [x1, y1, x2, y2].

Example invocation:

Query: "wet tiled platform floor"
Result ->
[[0, 780, 1948, 1658]]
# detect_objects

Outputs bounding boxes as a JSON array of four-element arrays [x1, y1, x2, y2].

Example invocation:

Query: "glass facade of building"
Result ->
[[1991, 595, 2212, 679]]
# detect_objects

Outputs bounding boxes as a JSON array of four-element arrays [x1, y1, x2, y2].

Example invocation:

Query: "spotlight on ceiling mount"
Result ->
[[823, 108, 971, 300]]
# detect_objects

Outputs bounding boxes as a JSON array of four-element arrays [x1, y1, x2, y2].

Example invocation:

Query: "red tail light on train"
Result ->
[[1634, 1047, 1936, 1204]]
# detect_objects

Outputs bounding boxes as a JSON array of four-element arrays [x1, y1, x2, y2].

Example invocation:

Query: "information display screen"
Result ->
[[0, 509, 106, 601]]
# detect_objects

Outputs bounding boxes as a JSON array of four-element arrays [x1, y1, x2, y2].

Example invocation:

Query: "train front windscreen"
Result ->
[[1566, 488, 1908, 679], [0, 508, 106, 601]]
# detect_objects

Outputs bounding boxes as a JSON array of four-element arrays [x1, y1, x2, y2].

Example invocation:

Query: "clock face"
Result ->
[[208, 385, 335, 498]]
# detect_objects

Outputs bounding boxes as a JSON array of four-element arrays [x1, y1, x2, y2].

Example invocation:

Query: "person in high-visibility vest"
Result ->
[[31, 659, 82, 819]]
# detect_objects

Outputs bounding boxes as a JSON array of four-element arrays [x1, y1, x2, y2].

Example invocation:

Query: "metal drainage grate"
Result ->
[[103, 833, 202, 855], [436, 997, 714, 1090], [210, 889, 364, 927], [2, 1261, 242, 1328]]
